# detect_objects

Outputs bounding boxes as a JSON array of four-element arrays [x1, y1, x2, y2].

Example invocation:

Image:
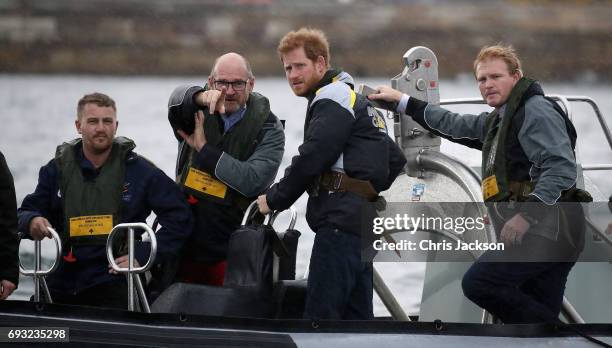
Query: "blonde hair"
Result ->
[[77, 92, 116, 119], [277, 27, 330, 68], [473, 44, 522, 77]]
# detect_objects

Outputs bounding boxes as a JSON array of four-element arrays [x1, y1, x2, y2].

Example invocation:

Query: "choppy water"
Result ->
[[2, 74, 611, 315]]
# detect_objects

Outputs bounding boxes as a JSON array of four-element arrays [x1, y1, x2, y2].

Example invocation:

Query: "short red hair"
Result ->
[[473, 44, 522, 77], [277, 27, 330, 68]]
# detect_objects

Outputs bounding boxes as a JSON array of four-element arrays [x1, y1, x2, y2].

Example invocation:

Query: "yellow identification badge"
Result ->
[[482, 175, 500, 200], [69, 215, 113, 237], [184, 167, 227, 199]]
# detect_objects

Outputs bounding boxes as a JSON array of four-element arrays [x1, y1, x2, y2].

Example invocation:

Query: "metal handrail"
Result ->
[[19, 226, 62, 303], [373, 266, 410, 321], [19, 227, 63, 276], [441, 95, 612, 152], [564, 95, 612, 150], [547, 95, 573, 120], [106, 223, 157, 313], [562, 296, 586, 324], [582, 164, 612, 171]]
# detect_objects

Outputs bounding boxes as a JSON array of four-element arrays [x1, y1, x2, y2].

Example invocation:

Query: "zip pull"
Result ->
[[187, 194, 199, 205], [63, 247, 77, 262]]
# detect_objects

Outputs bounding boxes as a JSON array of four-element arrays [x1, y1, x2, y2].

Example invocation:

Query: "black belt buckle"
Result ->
[[331, 171, 343, 190]]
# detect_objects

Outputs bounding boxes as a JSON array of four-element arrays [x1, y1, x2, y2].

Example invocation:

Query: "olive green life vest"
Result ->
[[56, 137, 135, 246], [179, 92, 270, 206], [481, 77, 536, 202]]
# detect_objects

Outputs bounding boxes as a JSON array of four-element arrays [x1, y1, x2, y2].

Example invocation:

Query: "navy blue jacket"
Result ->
[[0, 151, 19, 286], [267, 70, 406, 235], [18, 146, 192, 295]]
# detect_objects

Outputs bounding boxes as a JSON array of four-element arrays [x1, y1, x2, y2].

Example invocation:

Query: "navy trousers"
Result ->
[[462, 202, 585, 324], [304, 228, 373, 320], [48, 280, 128, 310], [462, 250, 575, 323]]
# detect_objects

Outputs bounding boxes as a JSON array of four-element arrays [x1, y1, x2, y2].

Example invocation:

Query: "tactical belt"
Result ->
[[508, 181, 535, 201], [319, 171, 378, 202]]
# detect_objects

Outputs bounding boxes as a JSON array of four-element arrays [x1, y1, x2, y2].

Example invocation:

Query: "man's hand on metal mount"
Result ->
[[177, 110, 207, 152], [108, 255, 141, 275], [257, 194, 271, 215], [500, 213, 530, 245], [29, 216, 52, 241], [368, 85, 403, 103]]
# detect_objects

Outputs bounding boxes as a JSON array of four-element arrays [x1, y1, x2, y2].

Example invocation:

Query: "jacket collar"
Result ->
[[307, 68, 355, 102]]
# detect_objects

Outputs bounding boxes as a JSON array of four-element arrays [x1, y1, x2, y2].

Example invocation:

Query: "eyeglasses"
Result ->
[[213, 79, 249, 91]]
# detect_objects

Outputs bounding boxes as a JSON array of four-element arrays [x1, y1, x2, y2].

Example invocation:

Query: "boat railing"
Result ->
[[557, 95, 612, 151], [440, 95, 612, 168], [106, 223, 157, 313], [18, 226, 62, 303]]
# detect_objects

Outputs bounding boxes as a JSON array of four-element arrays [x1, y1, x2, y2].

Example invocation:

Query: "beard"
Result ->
[[87, 135, 113, 154]]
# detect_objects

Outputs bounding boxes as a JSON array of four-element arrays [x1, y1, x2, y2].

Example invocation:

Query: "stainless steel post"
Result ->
[[127, 227, 135, 311], [19, 227, 62, 304], [107, 223, 157, 313], [373, 266, 410, 321], [33, 239, 41, 302]]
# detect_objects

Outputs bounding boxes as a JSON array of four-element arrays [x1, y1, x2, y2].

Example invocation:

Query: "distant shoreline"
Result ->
[[1, 1, 611, 81]]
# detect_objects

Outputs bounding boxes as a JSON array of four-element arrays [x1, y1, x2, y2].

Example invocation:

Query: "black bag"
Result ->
[[224, 203, 300, 293], [151, 203, 301, 318], [277, 228, 301, 281]]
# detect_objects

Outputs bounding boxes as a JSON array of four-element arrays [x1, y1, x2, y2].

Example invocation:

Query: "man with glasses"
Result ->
[[167, 52, 285, 286]]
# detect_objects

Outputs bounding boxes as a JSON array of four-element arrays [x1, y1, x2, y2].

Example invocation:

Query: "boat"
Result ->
[[3, 46, 612, 347]]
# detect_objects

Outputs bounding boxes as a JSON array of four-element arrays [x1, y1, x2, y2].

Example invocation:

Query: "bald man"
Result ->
[[167, 52, 285, 286]]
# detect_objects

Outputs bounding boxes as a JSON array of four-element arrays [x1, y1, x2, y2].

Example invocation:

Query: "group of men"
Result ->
[[0, 27, 585, 324]]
